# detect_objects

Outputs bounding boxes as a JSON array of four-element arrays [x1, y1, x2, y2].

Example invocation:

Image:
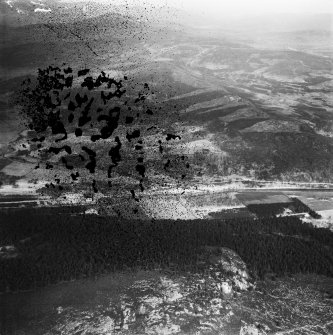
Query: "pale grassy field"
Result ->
[[236, 191, 292, 206]]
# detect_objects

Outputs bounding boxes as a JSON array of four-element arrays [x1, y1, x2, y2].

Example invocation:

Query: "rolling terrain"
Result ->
[[2, 12, 333, 190], [1, 2, 333, 335]]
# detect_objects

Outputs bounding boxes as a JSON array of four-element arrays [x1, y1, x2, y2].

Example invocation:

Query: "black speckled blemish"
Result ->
[[17, 64, 188, 200], [109, 136, 122, 166], [135, 145, 143, 151], [75, 128, 83, 137], [166, 134, 181, 141], [64, 67, 73, 74], [68, 113, 75, 123], [135, 164, 145, 178], [126, 129, 140, 142], [68, 101, 76, 111], [81, 77, 95, 90], [158, 140, 163, 154], [78, 69, 90, 77], [164, 159, 171, 170], [146, 108, 153, 115], [139, 179, 145, 192], [130, 189, 139, 202], [92, 179, 98, 193], [125, 116, 134, 124], [75, 93, 88, 108], [31, 136, 46, 143], [48, 146, 72, 155], [82, 146, 97, 173], [78, 97, 94, 127], [71, 172, 80, 181], [61, 157, 74, 170]]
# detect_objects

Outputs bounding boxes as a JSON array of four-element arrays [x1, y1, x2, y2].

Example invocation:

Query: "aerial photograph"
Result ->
[[0, 0, 333, 334]]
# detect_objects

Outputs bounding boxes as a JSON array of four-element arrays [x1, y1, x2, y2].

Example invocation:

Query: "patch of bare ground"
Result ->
[[240, 120, 303, 133]]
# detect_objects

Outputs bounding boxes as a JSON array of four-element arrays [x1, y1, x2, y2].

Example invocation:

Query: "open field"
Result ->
[[285, 191, 333, 211], [208, 207, 255, 220], [236, 191, 292, 205], [1, 184, 333, 221]]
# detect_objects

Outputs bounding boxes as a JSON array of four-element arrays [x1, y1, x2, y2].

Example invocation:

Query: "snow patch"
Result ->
[[84, 208, 99, 215], [5, 0, 13, 8], [34, 7, 51, 13]]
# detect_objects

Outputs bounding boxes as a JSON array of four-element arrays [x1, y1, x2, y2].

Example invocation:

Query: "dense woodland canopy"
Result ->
[[0, 209, 332, 292]]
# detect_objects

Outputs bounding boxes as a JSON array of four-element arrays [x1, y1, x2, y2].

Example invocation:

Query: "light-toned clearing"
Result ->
[[219, 107, 268, 123], [0, 179, 47, 195], [170, 139, 228, 155], [201, 63, 230, 70], [236, 192, 292, 205], [1, 161, 35, 177], [154, 57, 174, 62], [293, 195, 333, 212], [318, 209, 333, 220], [0, 245, 19, 259], [193, 205, 247, 218], [302, 209, 333, 231], [179, 97, 242, 114], [316, 129, 333, 138], [264, 72, 307, 83], [140, 195, 199, 220], [240, 120, 302, 133], [164, 88, 222, 102]]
